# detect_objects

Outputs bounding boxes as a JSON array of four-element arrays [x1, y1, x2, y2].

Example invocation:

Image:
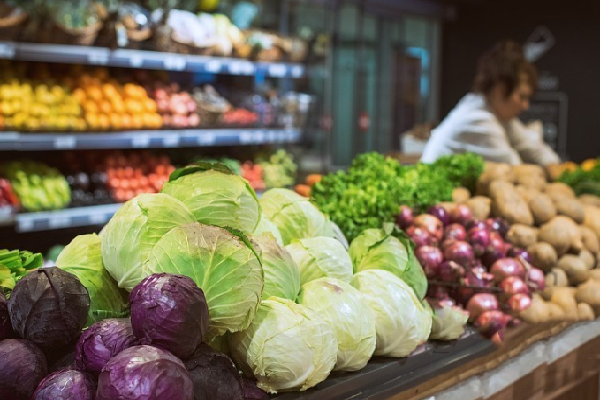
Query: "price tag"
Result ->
[[291, 66, 304, 78], [254, 131, 265, 144], [0, 43, 15, 59], [48, 216, 70, 229], [163, 55, 187, 71], [18, 218, 34, 232], [197, 132, 217, 146], [129, 54, 143, 68], [162, 135, 180, 148], [229, 61, 255, 75], [240, 61, 255, 75], [54, 136, 76, 149], [267, 131, 277, 143], [0, 132, 19, 141], [132, 135, 150, 148], [205, 60, 222, 73], [88, 51, 109, 65], [268, 64, 287, 78], [239, 131, 254, 144]]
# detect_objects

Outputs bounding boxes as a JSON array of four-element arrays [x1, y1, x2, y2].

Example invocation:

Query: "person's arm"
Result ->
[[507, 119, 561, 165]]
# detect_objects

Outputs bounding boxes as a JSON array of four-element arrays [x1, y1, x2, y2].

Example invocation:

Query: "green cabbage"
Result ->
[[253, 215, 284, 246], [229, 297, 338, 393], [285, 237, 353, 286], [162, 164, 261, 233], [298, 278, 376, 371], [350, 270, 431, 357], [350, 227, 427, 299], [255, 233, 300, 301], [430, 305, 469, 341], [101, 193, 196, 291], [56, 234, 129, 326], [145, 222, 263, 338], [260, 189, 333, 245]]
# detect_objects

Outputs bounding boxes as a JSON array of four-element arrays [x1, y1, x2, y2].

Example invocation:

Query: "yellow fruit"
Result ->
[[72, 87, 87, 103], [582, 159, 597, 172]]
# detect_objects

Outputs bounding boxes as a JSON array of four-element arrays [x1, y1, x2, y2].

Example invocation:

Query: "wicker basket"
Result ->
[[124, 26, 153, 49], [0, 8, 27, 42]]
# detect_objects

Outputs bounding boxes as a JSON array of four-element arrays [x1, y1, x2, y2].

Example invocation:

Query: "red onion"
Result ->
[[465, 219, 487, 232], [444, 224, 467, 242], [466, 293, 499, 320], [427, 296, 455, 309], [499, 276, 529, 299], [507, 248, 531, 264], [468, 227, 491, 255], [415, 246, 444, 278], [526, 268, 545, 292], [491, 329, 505, 345], [428, 205, 451, 226], [397, 205, 414, 229], [438, 261, 466, 283], [427, 285, 449, 300], [450, 204, 473, 225], [507, 293, 532, 313], [489, 232, 506, 253], [481, 249, 505, 269], [414, 215, 444, 241], [454, 267, 494, 305], [475, 310, 508, 339], [490, 258, 526, 282], [406, 226, 436, 247], [485, 217, 510, 239], [443, 241, 475, 266]]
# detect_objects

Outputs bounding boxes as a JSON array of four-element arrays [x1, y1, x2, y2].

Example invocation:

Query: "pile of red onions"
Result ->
[[401, 205, 544, 341]]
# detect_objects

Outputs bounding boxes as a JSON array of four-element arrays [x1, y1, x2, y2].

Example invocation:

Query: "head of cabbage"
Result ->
[[254, 233, 300, 301], [351, 270, 431, 357], [229, 297, 338, 393], [101, 193, 196, 291], [298, 277, 376, 371], [253, 215, 284, 247], [285, 237, 353, 286], [56, 234, 129, 326], [260, 188, 333, 245], [144, 222, 263, 338], [161, 163, 261, 233], [349, 227, 427, 299]]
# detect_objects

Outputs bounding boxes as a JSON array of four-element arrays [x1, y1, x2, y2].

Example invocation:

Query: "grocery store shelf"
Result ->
[[0, 129, 301, 151], [15, 203, 123, 233], [0, 42, 307, 78]]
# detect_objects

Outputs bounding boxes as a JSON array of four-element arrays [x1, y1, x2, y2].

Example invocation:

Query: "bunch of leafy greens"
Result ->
[[312, 152, 457, 241], [559, 159, 600, 196], [0, 249, 43, 296], [431, 153, 485, 193]]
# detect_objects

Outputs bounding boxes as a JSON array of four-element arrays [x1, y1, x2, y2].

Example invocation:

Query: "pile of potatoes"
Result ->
[[451, 163, 600, 323]]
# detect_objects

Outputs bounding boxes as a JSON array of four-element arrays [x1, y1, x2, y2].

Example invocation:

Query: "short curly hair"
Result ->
[[472, 41, 537, 97]]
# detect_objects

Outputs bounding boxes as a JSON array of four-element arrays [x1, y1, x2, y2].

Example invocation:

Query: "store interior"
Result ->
[[2, 1, 600, 400]]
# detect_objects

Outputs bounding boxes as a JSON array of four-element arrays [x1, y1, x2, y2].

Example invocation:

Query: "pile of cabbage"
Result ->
[[0, 162, 444, 397]]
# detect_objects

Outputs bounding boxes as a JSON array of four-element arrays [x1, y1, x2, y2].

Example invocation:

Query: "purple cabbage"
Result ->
[[0, 291, 12, 340], [31, 369, 96, 400], [0, 339, 47, 400]]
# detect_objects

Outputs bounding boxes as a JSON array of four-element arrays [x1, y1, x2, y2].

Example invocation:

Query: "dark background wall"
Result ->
[[441, 0, 600, 162]]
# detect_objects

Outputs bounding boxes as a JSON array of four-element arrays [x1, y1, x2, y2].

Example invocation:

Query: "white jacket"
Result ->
[[421, 94, 560, 165]]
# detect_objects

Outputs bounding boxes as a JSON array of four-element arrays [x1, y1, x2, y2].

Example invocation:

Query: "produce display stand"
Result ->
[[274, 319, 600, 400]]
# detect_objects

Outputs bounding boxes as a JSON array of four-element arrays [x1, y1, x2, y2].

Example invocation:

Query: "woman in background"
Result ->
[[421, 41, 560, 165]]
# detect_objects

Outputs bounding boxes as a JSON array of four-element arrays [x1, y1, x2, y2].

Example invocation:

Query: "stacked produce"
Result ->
[[557, 158, 600, 197], [257, 149, 297, 189], [1, 161, 71, 212], [240, 161, 265, 191], [0, 178, 19, 210], [151, 82, 200, 129]]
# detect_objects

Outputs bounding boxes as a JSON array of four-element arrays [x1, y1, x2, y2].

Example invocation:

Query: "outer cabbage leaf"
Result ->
[[229, 297, 337, 393], [101, 193, 196, 291], [57, 234, 129, 326], [253, 215, 284, 246], [350, 270, 431, 357], [145, 222, 263, 338], [298, 278, 376, 371], [430, 306, 469, 341], [285, 237, 353, 286], [255, 233, 300, 301], [260, 188, 333, 245]]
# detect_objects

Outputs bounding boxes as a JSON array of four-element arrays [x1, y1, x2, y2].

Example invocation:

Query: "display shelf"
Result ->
[[0, 42, 306, 78], [0, 129, 301, 151], [15, 203, 123, 233]]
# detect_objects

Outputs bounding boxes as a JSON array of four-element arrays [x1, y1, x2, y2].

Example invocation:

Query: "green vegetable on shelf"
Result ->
[[0, 248, 43, 295], [559, 158, 600, 196], [257, 149, 297, 189]]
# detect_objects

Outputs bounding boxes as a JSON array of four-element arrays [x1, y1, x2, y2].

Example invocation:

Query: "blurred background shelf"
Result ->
[[13, 203, 123, 233], [0, 42, 307, 78], [0, 129, 301, 151]]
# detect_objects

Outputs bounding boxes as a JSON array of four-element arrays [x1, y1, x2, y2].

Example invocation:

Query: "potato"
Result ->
[[506, 224, 538, 248], [578, 303, 595, 321], [528, 194, 557, 225], [528, 242, 558, 272], [557, 254, 590, 285], [513, 165, 547, 191], [465, 196, 491, 220], [545, 268, 568, 288], [545, 164, 568, 182], [515, 186, 541, 203], [452, 187, 471, 203], [580, 225, 600, 253], [583, 205, 600, 239], [538, 216, 583, 255], [490, 182, 534, 226], [554, 198, 585, 224], [476, 163, 514, 196], [545, 183, 575, 199], [439, 202, 457, 214], [576, 280, 600, 316], [580, 194, 600, 208], [580, 251, 596, 269], [520, 294, 550, 323]]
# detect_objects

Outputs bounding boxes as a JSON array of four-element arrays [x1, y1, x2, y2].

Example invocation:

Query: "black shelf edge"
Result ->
[[0, 42, 307, 78]]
